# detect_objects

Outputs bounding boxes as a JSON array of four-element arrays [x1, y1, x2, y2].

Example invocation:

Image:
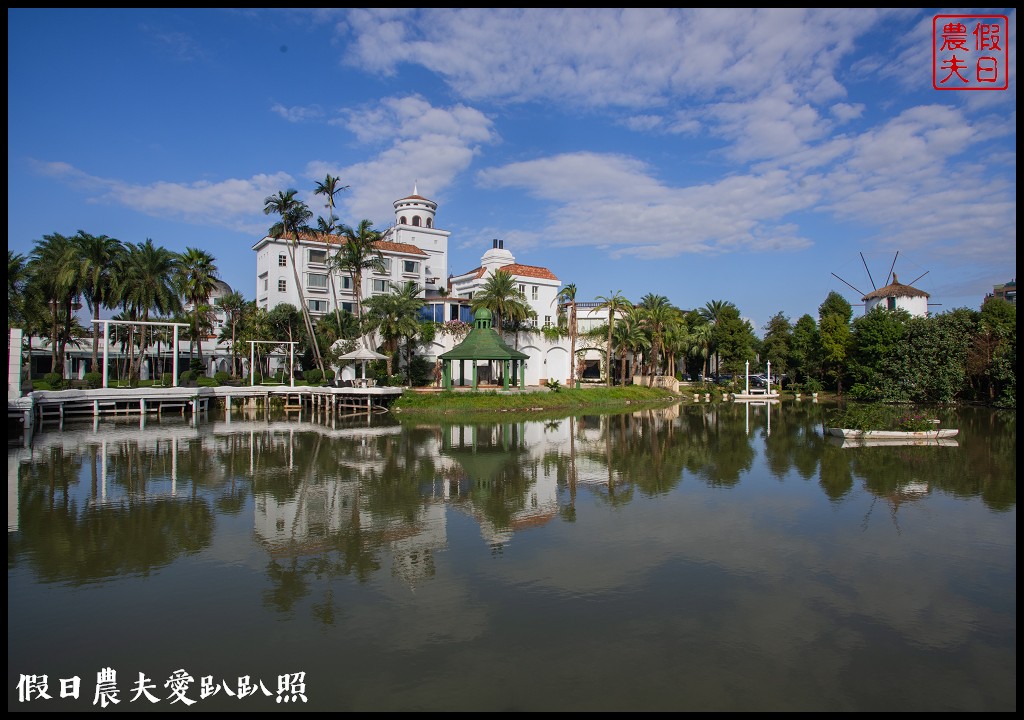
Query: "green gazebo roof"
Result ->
[[439, 309, 529, 361]]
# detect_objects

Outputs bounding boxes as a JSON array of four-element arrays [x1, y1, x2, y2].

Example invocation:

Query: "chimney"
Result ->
[[499, 240, 504, 249], [492, 239, 498, 249]]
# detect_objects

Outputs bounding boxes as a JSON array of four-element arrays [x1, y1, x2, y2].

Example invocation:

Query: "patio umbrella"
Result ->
[[337, 345, 389, 381]]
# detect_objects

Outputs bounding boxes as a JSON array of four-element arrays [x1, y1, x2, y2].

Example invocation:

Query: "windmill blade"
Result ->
[[861, 252, 877, 291], [832, 273, 866, 296], [885, 251, 899, 286]]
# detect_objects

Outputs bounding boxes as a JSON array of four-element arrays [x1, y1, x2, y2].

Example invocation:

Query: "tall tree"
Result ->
[[313, 174, 350, 332], [28, 233, 83, 377], [334, 219, 386, 329], [264, 189, 325, 375], [8, 250, 31, 329], [594, 290, 631, 386], [74, 231, 124, 372], [471, 269, 531, 336], [818, 291, 853, 395], [217, 290, 248, 376], [760, 311, 793, 383], [117, 239, 182, 381], [175, 247, 220, 371], [699, 299, 736, 378], [556, 284, 579, 387], [638, 293, 674, 378]]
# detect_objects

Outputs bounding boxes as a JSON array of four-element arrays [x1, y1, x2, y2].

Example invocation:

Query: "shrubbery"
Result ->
[[84, 371, 102, 389]]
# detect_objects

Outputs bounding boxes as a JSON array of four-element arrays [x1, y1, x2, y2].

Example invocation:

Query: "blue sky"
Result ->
[[7, 8, 1017, 335]]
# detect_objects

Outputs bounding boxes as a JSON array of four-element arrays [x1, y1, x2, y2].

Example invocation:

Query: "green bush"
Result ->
[[304, 369, 324, 385], [214, 371, 231, 384], [43, 372, 63, 390], [197, 376, 220, 387], [547, 379, 562, 393], [324, 368, 336, 382], [161, 374, 174, 387], [253, 372, 264, 385], [84, 371, 102, 389], [190, 359, 205, 375], [179, 370, 194, 385]]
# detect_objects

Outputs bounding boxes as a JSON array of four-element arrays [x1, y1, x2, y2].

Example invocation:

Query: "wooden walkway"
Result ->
[[9, 384, 403, 433]]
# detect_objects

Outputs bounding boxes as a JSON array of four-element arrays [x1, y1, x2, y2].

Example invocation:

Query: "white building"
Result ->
[[254, 187, 602, 386]]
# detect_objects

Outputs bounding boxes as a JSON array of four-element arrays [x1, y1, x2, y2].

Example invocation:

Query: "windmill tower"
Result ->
[[832, 252, 937, 318]]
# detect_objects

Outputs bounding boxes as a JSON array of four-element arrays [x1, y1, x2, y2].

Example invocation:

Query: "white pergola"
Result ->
[[249, 340, 298, 387], [92, 319, 189, 388]]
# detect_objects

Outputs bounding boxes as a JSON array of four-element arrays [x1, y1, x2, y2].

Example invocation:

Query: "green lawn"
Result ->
[[392, 385, 678, 416]]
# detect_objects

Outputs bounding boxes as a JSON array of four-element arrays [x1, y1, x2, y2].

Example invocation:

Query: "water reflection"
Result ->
[[7, 402, 1016, 711]]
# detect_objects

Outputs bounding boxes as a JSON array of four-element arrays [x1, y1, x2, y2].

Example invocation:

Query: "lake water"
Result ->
[[7, 400, 1016, 711]]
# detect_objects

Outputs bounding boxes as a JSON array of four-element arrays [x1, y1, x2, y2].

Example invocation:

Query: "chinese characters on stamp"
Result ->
[[933, 14, 1009, 90]]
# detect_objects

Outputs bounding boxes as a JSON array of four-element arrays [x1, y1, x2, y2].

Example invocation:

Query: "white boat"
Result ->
[[827, 435, 959, 448], [824, 427, 959, 440]]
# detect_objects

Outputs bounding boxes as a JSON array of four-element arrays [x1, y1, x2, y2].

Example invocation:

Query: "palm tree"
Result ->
[[471, 269, 531, 336], [117, 239, 182, 381], [613, 307, 649, 385], [28, 233, 84, 377], [594, 290, 631, 386], [74, 231, 125, 372], [8, 250, 31, 329], [216, 290, 247, 376], [362, 281, 424, 379], [638, 293, 673, 378], [699, 299, 736, 378], [334, 219, 385, 327], [264, 189, 325, 375], [313, 174, 350, 331], [554, 284, 579, 387], [175, 247, 220, 371]]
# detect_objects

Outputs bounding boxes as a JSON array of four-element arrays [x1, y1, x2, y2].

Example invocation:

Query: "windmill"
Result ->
[[832, 252, 938, 318]]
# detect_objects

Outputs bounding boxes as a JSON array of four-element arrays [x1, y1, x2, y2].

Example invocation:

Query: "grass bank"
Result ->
[[392, 385, 678, 416]]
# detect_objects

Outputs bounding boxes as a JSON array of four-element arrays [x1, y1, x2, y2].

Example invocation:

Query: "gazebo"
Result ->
[[439, 309, 528, 390]]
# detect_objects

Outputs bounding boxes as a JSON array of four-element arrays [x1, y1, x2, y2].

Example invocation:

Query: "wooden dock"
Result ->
[[8, 384, 403, 435]]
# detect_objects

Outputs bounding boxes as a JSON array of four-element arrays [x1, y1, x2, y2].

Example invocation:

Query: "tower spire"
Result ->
[[413, 180, 418, 196]]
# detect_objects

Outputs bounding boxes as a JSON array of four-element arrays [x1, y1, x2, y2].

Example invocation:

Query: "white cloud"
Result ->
[[271, 103, 324, 123], [341, 8, 898, 108], [308, 95, 498, 224], [32, 161, 294, 235]]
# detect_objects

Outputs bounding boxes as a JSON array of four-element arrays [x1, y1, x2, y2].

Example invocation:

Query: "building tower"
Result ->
[[389, 183, 450, 295]]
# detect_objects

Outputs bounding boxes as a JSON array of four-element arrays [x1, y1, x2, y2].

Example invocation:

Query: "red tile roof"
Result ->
[[451, 264, 559, 282], [264, 232, 427, 257]]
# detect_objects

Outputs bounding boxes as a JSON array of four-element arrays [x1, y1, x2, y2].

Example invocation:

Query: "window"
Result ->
[[340, 276, 353, 290], [372, 279, 389, 293], [544, 316, 552, 328], [532, 286, 539, 300], [403, 260, 420, 275], [278, 278, 287, 292], [278, 254, 287, 267], [519, 284, 526, 294], [307, 273, 329, 291], [375, 258, 392, 274], [887, 297, 896, 310], [341, 302, 355, 314], [308, 299, 328, 313], [425, 218, 432, 228], [308, 249, 327, 265], [412, 216, 421, 226], [260, 272, 268, 292]]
